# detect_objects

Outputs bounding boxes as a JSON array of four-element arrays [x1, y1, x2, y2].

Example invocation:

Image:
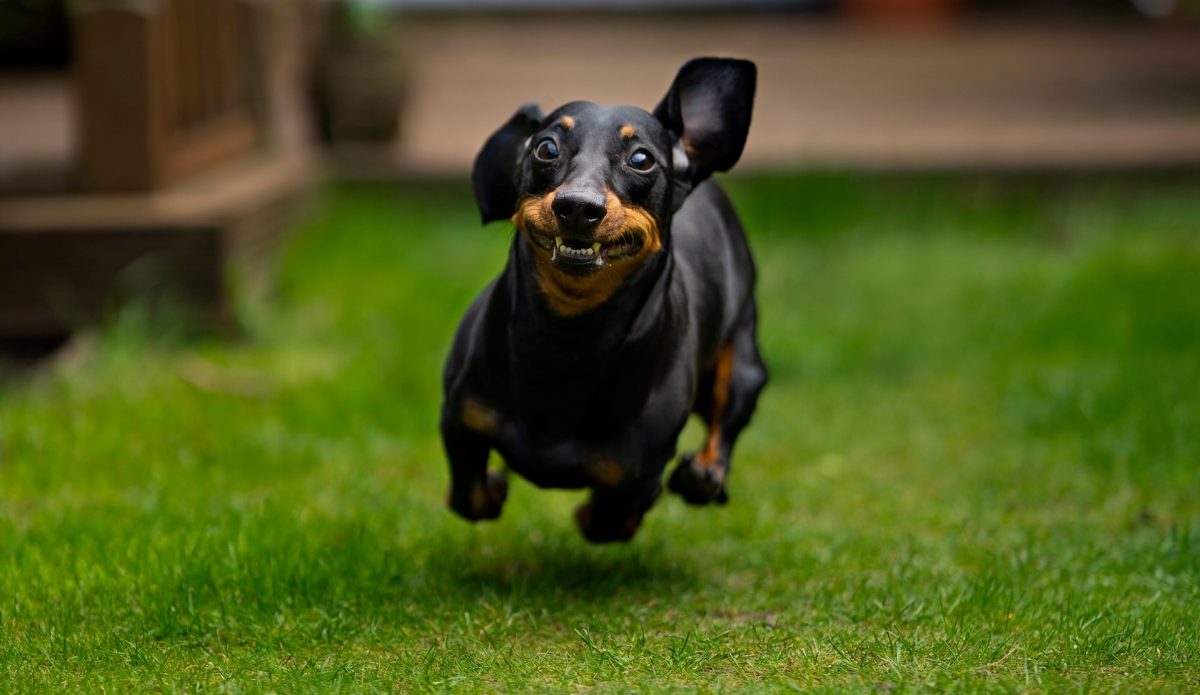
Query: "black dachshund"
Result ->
[[441, 57, 766, 542]]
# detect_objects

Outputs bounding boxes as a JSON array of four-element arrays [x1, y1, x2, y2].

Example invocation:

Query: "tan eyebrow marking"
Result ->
[[620, 125, 637, 139], [560, 116, 576, 129]]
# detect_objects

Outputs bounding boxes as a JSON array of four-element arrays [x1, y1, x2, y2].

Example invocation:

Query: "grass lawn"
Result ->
[[1, 173, 1198, 691]]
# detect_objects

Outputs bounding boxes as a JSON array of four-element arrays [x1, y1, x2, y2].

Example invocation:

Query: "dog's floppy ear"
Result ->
[[472, 102, 545, 224], [654, 57, 756, 185]]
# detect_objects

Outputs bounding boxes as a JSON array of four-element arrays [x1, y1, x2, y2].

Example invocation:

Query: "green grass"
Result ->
[[2, 173, 1199, 692]]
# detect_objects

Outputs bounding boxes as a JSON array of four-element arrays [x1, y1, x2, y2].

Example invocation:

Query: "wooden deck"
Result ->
[[0, 1, 313, 345], [3, 13, 1199, 343], [0, 151, 314, 340]]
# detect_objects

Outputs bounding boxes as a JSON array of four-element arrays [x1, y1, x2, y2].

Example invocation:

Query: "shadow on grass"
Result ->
[[124, 512, 702, 642], [422, 529, 700, 609]]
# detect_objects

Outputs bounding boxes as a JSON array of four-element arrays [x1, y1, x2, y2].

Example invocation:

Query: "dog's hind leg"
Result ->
[[669, 305, 767, 505], [575, 477, 663, 543]]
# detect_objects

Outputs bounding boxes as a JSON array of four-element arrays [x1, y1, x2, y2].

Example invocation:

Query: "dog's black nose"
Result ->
[[552, 190, 607, 231]]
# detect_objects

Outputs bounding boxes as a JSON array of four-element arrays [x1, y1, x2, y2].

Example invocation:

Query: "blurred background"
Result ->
[[1, 0, 1199, 354], [3, 4, 1200, 687]]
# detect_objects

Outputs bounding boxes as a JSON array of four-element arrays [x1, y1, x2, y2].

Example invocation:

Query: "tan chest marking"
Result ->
[[460, 397, 501, 436]]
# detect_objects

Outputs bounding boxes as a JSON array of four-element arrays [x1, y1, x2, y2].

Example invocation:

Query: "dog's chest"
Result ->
[[481, 297, 688, 487], [501, 397, 644, 485]]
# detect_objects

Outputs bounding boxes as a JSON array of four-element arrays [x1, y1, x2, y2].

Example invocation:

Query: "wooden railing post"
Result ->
[[74, 1, 164, 192], [73, 0, 261, 193]]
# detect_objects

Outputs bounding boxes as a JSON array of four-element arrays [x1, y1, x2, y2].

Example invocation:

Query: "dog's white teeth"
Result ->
[[552, 239, 600, 261]]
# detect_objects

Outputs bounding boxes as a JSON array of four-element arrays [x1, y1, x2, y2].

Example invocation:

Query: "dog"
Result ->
[[441, 57, 766, 542]]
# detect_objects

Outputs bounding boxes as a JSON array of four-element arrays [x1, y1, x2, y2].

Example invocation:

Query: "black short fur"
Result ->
[[441, 57, 767, 542]]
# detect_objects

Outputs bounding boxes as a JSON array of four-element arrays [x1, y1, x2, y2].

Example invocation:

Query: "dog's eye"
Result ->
[[627, 149, 655, 172], [534, 138, 559, 161]]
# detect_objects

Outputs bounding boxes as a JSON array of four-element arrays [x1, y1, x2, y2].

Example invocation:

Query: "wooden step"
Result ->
[[0, 151, 314, 339]]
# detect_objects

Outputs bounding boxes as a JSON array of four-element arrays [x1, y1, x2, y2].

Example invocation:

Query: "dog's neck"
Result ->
[[510, 234, 672, 331]]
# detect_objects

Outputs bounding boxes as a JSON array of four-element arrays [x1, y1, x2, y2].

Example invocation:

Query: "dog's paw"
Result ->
[[447, 471, 508, 521], [574, 501, 643, 543], [667, 453, 729, 506]]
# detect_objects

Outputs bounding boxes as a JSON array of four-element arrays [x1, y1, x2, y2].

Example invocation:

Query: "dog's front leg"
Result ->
[[441, 418, 506, 521], [574, 477, 662, 543]]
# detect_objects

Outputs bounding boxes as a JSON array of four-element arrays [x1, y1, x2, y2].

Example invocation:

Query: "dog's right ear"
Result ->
[[472, 102, 545, 225]]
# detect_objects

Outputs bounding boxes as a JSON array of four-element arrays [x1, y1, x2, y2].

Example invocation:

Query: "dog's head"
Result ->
[[472, 58, 756, 315]]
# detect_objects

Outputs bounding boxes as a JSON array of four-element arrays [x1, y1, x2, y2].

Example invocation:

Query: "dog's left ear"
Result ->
[[472, 102, 545, 224], [654, 57, 756, 187]]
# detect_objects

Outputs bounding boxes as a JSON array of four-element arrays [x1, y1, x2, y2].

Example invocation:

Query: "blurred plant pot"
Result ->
[[844, 0, 960, 23], [309, 3, 407, 144]]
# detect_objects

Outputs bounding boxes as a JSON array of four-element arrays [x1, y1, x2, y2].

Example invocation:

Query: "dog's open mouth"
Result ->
[[530, 232, 644, 271]]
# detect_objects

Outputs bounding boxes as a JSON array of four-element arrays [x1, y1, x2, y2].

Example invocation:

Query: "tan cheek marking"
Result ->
[[560, 116, 575, 129], [616, 203, 662, 254], [461, 397, 501, 436], [620, 125, 636, 139], [513, 192, 557, 237]]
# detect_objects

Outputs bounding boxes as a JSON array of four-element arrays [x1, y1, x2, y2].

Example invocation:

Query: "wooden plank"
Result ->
[[74, 8, 163, 192], [73, 0, 262, 192], [0, 152, 314, 339], [158, 0, 181, 136], [159, 0, 260, 186], [0, 226, 222, 336], [176, 0, 198, 129], [162, 111, 258, 184], [0, 151, 313, 231]]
